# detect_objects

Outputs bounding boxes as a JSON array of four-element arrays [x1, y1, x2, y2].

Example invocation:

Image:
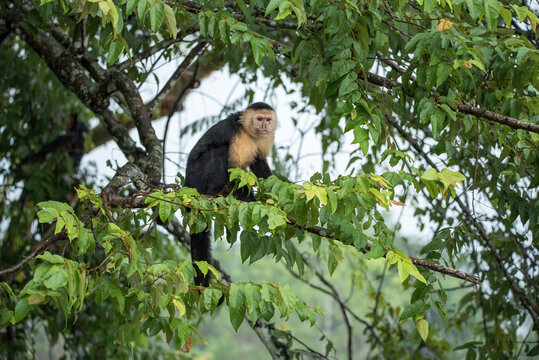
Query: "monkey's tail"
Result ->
[[190, 230, 211, 287]]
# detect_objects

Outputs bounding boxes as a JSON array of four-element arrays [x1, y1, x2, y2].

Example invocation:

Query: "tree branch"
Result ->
[[96, 191, 482, 284], [146, 41, 208, 113], [115, 25, 199, 72], [0, 231, 67, 279], [4, 9, 146, 162], [368, 57, 539, 134], [285, 216, 481, 285], [110, 70, 162, 184]]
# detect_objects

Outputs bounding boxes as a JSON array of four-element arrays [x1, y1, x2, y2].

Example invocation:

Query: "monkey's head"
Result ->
[[241, 102, 277, 138]]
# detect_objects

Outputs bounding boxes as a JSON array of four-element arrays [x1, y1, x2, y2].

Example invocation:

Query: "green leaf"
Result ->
[[265, 0, 282, 16], [44, 268, 68, 289], [422, 228, 451, 253], [516, 47, 533, 64], [274, 2, 292, 21], [330, 60, 357, 81], [218, 19, 230, 43], [408, 264, 427, 284], [193, 261, 220, 280], [236, 0, 253, 23], [327, 243, 343, 275], [98, 0, 110, 16], [159, 200, 171, 222], [439, 169, 466, 187], [202, 288, 222, 313], [37, 208, 58, 223], [511, 5, 528, 22], [126, 0, 137, 15], [267, 208, 286, 230], [398, 260, 411, 282], [137, 0, 149, 22], [465, 0, 483, 20], [37, 201, 73, 213], [423, 0, 436, 12], [107, 39, 124, 64], [277, 285, 299, 317], [499, 7, 512, 28], [229, 283, 246, 331], [245, 284, 261, 321], [290, 0, 307, 27], [37, 252, 65, 264], [465, 349, 477, 360], [436, 63, 452, 87], [527, 345, 539, 357], [163, 3, 177, 39], [150, 1, 164, 33], [421, 168, 439, 181], [484, 0, 501, 33], [399, 300, 430, 321], [250, 37, 268, 66], [430, 110, 445, 140], [364, 243, 385, 259], [338, 72, 358, 96], [105, 0, 119, 31], [352, 127, 369, 155], [14, 298, 30, 322], [416, 319, 429, 342]]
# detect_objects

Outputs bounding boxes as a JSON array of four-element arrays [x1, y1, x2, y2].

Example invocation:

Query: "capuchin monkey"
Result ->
[[184, 102, 277, 286]]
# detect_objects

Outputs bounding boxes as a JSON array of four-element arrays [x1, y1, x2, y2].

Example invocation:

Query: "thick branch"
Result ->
[[17, 25, 108, 112], [4, 10, 145, 162], [110, 70, 162, 184], [455, 102, 539, 133]]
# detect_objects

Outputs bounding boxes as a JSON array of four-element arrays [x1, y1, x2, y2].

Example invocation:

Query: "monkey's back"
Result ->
[[184, 113, 242, 195]]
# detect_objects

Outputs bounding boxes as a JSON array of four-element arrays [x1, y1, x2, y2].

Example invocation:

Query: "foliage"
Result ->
[[0, 0, 538, 358]]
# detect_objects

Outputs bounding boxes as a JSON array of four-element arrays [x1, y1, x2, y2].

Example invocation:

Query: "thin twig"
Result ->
[[0, 231, 67, 279], [146, 41, 208, 113]]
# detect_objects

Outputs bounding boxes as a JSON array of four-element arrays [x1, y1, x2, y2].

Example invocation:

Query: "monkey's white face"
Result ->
[[240, 109, 277, 138], [250, 109, 276, 137]]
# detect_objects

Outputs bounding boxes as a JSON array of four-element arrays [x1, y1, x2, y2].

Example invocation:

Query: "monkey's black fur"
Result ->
[[184, 103, 274, 286]]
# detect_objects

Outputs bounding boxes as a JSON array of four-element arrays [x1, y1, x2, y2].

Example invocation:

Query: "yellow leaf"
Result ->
[[98, 0, 110, 15], [463, 61, 472, 68], [436, 18, 453, 32], [416, 319, 429, 342], [106, 0, 118, 30], [163, 3, 177, 39], [28, 294, 45, 305], [172, 298, 186, 317]]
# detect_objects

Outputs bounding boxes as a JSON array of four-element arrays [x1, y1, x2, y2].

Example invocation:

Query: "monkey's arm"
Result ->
[[250, 157, 272, 179]]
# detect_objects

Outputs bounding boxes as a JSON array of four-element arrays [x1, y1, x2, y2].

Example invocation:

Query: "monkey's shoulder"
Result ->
[[195, 112, 242, 146]]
